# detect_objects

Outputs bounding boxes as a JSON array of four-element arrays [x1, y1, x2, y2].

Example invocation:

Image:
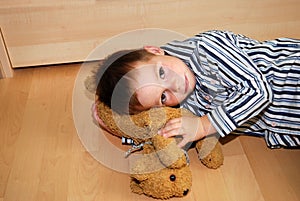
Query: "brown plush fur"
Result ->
[[95, 101, 224, 199]]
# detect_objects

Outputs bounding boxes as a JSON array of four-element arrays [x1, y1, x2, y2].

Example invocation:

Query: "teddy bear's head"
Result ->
[[128, 133, 192, 199], [130, 155, 192, 199]]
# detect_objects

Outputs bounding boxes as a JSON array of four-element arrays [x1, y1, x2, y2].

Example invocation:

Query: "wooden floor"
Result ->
[[0, 64, 299, 201]]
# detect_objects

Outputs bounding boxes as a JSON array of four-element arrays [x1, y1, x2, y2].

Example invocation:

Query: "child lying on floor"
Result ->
[[95, 30, 300, 149]]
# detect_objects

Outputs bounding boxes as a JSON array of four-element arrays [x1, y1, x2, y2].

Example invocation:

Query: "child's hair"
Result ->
[[96, 48, 154, 114]]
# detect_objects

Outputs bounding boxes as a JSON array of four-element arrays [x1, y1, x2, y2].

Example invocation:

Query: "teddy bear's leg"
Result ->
[[195, 136, 224, 169]]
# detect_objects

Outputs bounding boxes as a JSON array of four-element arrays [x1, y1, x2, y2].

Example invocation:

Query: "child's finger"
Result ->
[[161, 127, 182, 138], [159, 122, 182, 136], [164, 118, 181, 126], [160, 118, 182, 132]]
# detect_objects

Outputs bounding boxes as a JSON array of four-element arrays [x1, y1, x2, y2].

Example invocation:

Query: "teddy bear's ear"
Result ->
[[96, 101, 156, 141], [131, 173, 148, 181], [84, 65, 102, 94], [95, 101, 124, 138]]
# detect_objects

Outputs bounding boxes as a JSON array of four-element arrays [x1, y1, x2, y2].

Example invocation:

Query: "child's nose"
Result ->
[[167, 77, 181, 93]]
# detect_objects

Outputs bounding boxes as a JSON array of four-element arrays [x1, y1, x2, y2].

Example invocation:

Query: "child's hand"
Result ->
[[158, 115, 208, 148]]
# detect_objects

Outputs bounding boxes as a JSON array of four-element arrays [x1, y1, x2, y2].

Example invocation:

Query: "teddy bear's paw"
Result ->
[[195, 136, 224, 169], [198, 149, 224, 169]]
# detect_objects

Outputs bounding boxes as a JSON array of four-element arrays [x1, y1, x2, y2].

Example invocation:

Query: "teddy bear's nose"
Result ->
[[183, 189, 189, 196]]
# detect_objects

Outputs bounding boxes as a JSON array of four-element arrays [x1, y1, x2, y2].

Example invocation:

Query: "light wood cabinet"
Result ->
[[0, 0, 300, 71]]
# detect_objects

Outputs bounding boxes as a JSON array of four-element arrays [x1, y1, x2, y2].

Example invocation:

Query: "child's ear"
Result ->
[[143, 46, 165, 55]]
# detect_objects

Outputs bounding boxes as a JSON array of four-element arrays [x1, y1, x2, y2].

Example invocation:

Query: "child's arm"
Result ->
[[158, 115, 216, 147], [197, 31, 273, 137]]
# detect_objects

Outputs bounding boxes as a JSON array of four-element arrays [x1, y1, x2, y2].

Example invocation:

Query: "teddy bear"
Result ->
[[94, 100, 224, 199]]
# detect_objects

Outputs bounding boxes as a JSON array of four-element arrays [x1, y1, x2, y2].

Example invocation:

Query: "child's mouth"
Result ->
[[184, 75, 189, 93]]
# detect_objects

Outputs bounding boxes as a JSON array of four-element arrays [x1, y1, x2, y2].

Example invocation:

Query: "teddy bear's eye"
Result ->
[[169, 174, 176, 182]]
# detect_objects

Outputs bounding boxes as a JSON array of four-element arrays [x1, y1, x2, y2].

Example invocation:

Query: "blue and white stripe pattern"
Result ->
[[161, 30, 300, 148]]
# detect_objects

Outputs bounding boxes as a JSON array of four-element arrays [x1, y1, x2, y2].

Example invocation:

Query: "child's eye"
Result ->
[[159, 67, 165, 79], [161, 91, 167, 104]]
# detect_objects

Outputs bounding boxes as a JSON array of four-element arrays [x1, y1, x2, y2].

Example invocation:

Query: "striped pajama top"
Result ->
[[161, 30, 300, 148]]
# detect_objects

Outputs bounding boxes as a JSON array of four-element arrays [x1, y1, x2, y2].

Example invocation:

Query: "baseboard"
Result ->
[[0, 27, 13, 78]]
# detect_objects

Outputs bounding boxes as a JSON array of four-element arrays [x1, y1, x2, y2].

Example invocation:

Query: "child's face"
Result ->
[[131, 46, 196, 110]]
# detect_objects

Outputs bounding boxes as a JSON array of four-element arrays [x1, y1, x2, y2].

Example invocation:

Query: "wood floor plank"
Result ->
[[274, 150, 300, 195], [220, 137, 264, 201], [34, 66, 78, 201], [221, 154, 265, 201], [188, 150, 231, 201], [0, 69, 33, 199], [240, 136, 300, 201]]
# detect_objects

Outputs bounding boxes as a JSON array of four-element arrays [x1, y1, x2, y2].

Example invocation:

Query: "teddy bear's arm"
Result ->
[[151, 135, 188, 169]]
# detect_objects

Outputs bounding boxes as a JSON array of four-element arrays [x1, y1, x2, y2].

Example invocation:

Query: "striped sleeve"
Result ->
[[200, 31, 274, 137]]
